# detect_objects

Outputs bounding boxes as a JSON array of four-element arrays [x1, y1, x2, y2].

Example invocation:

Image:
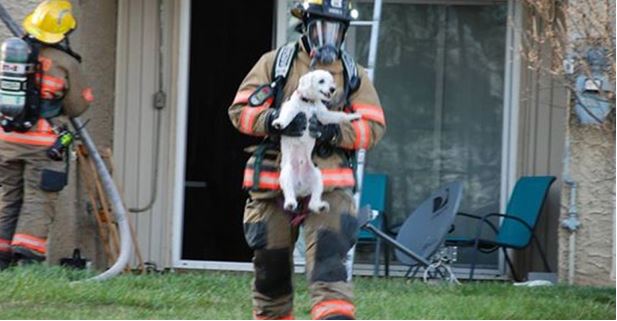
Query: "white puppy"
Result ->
[[272, 70, 360, 213]]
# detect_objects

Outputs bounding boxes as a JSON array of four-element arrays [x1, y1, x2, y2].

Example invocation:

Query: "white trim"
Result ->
[[171, 0, 191, 269], [112, 0, 129, 187], [611, 205, 617, 281], [355, 0, 506, 4], [275, 0, 289, 48], [176, 260, 310, 273], [498, 0, 522, 276], [501, 0, 522, 227], [175, 260, 507, 280], [352, 264, 509, 280], [176, 260, 253, 271]]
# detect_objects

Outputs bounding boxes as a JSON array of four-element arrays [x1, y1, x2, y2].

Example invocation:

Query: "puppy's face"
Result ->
[[297, 70, 337, 102]]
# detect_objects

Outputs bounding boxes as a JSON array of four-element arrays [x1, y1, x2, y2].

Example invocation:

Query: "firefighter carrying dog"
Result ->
[[0, 0, 93, 269], [229, 0, 386, 319]]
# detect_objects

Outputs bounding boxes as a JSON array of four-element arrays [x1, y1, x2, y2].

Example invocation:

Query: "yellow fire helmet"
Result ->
[[23, 0, 77, 44]]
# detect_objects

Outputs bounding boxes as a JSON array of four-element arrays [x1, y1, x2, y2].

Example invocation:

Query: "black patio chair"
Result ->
[[359, 181, 464, 283]]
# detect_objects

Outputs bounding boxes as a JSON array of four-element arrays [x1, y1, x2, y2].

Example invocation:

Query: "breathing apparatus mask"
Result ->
[[305, 18, 346, 66], [292, 0, 357, 66]]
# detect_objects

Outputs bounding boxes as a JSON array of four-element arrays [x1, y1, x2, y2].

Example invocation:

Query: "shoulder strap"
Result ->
[[340, 50, 361, 107], [271, 43, 298, 110], [272, 42, 297, 80]]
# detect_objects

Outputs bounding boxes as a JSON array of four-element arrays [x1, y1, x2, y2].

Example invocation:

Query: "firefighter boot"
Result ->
[[0, 254, 10, 271], [13, 246, 44, 266]]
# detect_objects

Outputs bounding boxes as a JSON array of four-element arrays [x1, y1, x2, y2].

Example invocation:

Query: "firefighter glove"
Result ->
[[266, 109, 307, 137], [309, 114, 340, 144]]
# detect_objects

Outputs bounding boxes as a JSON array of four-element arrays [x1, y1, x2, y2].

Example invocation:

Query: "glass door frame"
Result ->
[[274, 0, 523, 279], [171, 0, 284, 272], [169, 0, 523, 278]]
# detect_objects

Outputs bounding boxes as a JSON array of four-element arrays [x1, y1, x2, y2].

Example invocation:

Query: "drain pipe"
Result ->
[[561, 135, 581, 285], [0, 2, 132, 281], [128, 0, 166, 213]]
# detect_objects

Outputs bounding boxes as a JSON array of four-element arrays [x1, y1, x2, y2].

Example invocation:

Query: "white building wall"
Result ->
[[113, 0, 571, 275], [114, 0, 177, 268]]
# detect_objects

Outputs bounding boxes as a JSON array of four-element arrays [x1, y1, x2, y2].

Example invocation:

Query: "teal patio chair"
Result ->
[[445, 176, 556, 280], [357, 173, 388, 276]]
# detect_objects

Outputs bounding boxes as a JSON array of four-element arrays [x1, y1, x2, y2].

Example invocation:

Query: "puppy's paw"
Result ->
[[346, 113, 361, 121], [272, 119, 283, 130], [309, 200, 330, 213], [284, 199, 298, 211]]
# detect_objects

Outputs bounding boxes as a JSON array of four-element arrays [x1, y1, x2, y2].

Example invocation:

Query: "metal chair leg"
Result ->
[[384, 243, 390, 278], [410, 265, 421, 278], [404, 265, 421, 278], [532, 234, 552, 272], [404, 266, 413, 278], [469, 239, 481, 280], [373, 237, 381, 277], [502, 247, 520, 281]]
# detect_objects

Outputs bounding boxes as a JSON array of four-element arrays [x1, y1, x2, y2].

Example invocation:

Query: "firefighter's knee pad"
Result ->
[[253, 248, 292, 298], [311, 213, 358, 283], [244, 221, 267, 250]]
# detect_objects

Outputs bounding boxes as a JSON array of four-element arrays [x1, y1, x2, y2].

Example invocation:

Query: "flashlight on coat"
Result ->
[[47, 127, 74, 161]]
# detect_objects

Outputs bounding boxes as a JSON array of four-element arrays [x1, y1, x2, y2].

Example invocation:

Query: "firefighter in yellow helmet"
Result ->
[[229, 0, 385, 319], [0, 0, 93, 269]]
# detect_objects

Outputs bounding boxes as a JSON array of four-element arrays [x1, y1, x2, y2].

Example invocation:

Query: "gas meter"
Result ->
[[573, 48, 614, 125]]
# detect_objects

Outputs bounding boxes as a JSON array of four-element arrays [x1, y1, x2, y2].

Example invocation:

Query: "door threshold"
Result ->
[[173, 260, 507, 280]]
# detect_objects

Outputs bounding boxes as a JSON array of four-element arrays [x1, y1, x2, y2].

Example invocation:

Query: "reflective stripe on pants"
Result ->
[[0, 141, 62, 259]]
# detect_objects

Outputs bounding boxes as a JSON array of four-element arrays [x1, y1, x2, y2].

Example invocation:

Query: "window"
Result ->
[[280, 0, 508, 270]]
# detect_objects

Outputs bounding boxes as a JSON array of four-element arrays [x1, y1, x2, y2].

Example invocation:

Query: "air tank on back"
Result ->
[[0, 37, 31, 121]]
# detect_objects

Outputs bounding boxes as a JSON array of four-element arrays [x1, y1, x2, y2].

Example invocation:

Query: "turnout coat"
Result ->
[[229, 42, 386, 198]]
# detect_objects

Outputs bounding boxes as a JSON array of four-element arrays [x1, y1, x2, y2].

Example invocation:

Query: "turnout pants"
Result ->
[[244, 189, 358, 320], [0, 141, 63, 262]]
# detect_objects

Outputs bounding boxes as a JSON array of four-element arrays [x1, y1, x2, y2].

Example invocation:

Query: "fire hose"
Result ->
[[0, 2, 132, 281]]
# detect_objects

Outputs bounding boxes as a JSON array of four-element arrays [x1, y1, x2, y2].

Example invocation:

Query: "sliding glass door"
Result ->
[[279, 0, 509, 271], [348, 1, 508, 269]]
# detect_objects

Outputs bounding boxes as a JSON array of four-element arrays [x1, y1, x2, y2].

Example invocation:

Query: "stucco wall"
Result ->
[[556, 0, 616, 287], [0, 0, 117, 268], [559, 112, 616, 286]]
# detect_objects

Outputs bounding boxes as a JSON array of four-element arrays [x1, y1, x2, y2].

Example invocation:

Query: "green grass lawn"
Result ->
[[0, 266, 614, 319]]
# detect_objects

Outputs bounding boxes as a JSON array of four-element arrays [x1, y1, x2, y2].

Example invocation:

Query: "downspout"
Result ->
[[0, 2, 132, 281], [128, 0, 166, 213], [561, 135, 581, 285], [561, 0, 582, 283]]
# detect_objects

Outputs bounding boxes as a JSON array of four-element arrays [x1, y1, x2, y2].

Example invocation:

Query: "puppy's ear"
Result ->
[[327, 71, 334, 80], [298, 73, 312, 95]]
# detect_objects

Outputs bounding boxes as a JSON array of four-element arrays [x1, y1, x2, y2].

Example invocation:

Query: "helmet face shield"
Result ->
[[306, 19, 346, 65], [307, 19, 345, 50]]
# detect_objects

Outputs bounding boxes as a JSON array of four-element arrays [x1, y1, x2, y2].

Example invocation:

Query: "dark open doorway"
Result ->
[[182, 0, 275, 261]]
